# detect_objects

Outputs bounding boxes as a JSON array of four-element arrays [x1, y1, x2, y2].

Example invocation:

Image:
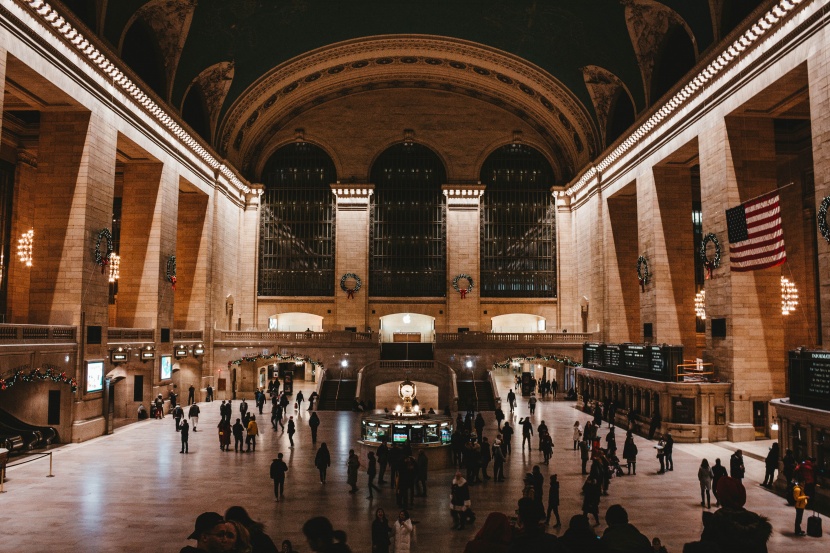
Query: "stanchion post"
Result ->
[[47, 452, 54, 477], [0, 467, 5, 493]]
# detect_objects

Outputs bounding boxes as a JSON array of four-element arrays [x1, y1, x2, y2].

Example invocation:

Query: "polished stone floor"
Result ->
[[1, 373, 826, 552]]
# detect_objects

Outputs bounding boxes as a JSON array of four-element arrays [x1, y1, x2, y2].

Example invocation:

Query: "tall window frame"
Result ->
[[480, 144, 556, 298], [370, 143, 447, 297], [258, 142, 336, 297]]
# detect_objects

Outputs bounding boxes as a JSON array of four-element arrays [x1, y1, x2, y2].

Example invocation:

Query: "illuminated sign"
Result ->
[[160, 355, 172, 380], [86, 361, 104, 393]]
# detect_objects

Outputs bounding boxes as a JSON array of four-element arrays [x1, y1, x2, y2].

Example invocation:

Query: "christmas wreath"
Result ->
[[452, 274, 474, 299], [636, 256, 650, 292], [94, 228, 114, 274], [700, 233, 721, 278], [818, 196, 830, 244], [340, 273, 361, 299], [166, 255, 177, 291]]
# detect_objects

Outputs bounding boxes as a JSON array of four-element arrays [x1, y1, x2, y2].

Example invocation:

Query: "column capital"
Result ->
[[442, 184, 485, 209], [330, 183, 374, 209], [245, 183, 265, 207]]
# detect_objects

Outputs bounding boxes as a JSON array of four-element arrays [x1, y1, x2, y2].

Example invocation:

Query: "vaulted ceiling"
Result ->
[[58, 0, 768, 182]]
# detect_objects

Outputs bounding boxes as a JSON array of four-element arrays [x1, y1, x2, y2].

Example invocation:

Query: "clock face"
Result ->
[[401, 384, 414, 397]]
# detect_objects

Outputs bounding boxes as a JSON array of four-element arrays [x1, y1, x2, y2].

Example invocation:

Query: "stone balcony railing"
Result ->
[[107, 328, 155, 344], [214, 330, 374, 345], [435, 331, 594, 345], [0, 324, 77, 344]]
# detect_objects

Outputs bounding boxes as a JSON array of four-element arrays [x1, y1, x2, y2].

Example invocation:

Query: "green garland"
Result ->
[[452, 274, 474, 293], [0, 365, 78, 392], [700, 233, 721, 277], [492, 353, 580, 370], [228, 353, 324, 370], [818, 196, 830, 244], [94, 228, 114, 272], [636, 255, 650, 289]]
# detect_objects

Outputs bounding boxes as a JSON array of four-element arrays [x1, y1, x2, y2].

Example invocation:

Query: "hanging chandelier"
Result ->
[[781, 277, 798, 316], [694, 290, 706, 320], [108, 253, 120, 283], [17, 229, 33, 267]]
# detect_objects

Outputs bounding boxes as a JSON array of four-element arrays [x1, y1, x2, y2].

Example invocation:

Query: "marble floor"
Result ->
[[1, 373, 826, 552]]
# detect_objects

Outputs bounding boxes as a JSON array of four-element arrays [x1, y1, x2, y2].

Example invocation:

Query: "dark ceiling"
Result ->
[[58, 0, 766, 161]]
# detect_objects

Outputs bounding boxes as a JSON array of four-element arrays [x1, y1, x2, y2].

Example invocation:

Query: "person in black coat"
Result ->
[[232, 418, 245, 452], [664, 433, 674, 471], [225, 506, 279, 553], [309, 412, 321, 444], [371, 508, 392, 553], [287, 416, 296, 448], [180, 419, 190, 453], [270, 453, 289, 501], [315, 443, 331, 483], [762, 443, 779, 487], [730, 450, 745, 480], [546, 474, 561, 527]]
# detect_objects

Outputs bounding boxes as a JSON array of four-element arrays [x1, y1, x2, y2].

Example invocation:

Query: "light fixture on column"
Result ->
[[17, 229, 33, 267], [781, 277, 798, 315], [108, 253, 120, 283], [694, 290, 706, 320]]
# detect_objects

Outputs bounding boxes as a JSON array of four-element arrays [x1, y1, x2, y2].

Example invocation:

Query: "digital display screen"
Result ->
[[86, 361, 104, 393], [393, 432, 408, 443], [160, 355, 172, 380], [111, 352, 127, 362]]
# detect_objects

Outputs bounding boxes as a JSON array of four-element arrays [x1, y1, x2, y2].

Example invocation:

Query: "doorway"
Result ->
[[753, 401, 768, 438]]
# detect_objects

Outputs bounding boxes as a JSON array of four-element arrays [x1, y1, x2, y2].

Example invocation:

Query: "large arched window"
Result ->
[[480, 144, 556, 298], [258, 143, 336, 296], [370, 143, 447, 297]]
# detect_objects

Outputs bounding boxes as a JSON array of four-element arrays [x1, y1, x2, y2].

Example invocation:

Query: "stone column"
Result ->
[[331, 184, 372, 331], [605, 188, 640, 342], [7, 150, 37, 322], [174, 187, 211, 330], [648, 165, 696, 349], [237, 185, 262, 330], [699, 116, 784, 441], [443, 185, 485, 331], [30, 111, 116, 327], [556, 193, 577, 331]]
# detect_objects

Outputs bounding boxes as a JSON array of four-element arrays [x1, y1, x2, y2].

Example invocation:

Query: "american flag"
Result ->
[[725, 192, 786, 272]]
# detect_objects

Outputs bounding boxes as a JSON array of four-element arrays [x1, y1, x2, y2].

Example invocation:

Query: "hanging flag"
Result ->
[[725, 192, 786, 272]]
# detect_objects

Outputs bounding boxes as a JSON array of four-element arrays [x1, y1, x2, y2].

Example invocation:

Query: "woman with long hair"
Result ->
[[698, 458, 714, 509], [394, 510, 415, 553], [225, 506, 278, 553], [371, 508, 391, 553]]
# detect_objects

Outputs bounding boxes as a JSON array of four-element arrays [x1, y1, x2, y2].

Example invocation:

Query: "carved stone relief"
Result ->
[[185, 61, 235, 143], [581, 65, 635, 148]]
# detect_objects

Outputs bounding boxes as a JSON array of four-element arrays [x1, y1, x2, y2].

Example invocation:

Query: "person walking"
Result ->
[[698, 458, 713, 508], [270, 453, 289, 501], [378, 439, 390, 484], [174, 403, 184, 431], [232, 418, 245, 453], [763, 442, 779, 488], [663, 433, 674, 471], [218, 419, 231, 452], [495, 408, 505, 430], [308, 390, 318, 411], [372, 508, 392, 553], [240, 398, 249, 420], [507, 389, 516, 412], [572, 421, 582, 450], [582, 477, 601, 525], [793, 478, 808, 536], [393, 510, 415, 553], [541, 433, 553, 465], [416, 450, 428, 496], [545, 474, 561, 527], [655, 437, 666, 474], [315, 442, 331, 484], [528, 394, 537, 415], [367, 451, 378, 498], [450, 472, 471, 530], [180, 418, 190, 453], [579, 438, 591, 475], [154, 394, 164, 419], [309, 412, 321, 444], [501, 422, 513, 456], [519, 417, 533, 451], [188, 403, 200, 432], [295, 390, 304, 412], [711, 458, 727, 506], [492, 439, 506, 482], [347, 449, 360, 493], [188, 384, 195, 405], [246, 415, 259, 452], [287, 416, 296, 448], [622, 432, 638, 475], [730, 449, 745, 480]]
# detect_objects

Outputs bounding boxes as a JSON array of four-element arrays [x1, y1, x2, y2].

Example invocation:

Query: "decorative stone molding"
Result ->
[[331, 183, 374, 211], [184, 61, 235, 143], [16, 150, 37, 168], [218, 35, 599, 179], [442, 184, 485, 210], [581, 65, 636, 147]]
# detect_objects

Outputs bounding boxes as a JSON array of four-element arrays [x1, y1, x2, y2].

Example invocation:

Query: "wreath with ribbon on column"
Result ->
[[340, 273, 361, 299], [636, 256, 650, 292], [166, 255, 177, 291], [452, 274, 474, 299], [94, 228, 114, 274], [818, 196, 830, 244], [699, 233, 721, 279]]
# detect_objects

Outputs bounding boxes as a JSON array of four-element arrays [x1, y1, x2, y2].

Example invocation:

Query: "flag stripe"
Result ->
[[726, 192, 787, 272]]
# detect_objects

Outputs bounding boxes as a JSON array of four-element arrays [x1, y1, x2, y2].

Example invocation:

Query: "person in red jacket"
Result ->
[[795, 457, 816, 500]]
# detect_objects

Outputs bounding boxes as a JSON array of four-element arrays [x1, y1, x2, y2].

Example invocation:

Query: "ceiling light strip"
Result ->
[[18, 0, 251, 195], [567, 0, 805, 198]]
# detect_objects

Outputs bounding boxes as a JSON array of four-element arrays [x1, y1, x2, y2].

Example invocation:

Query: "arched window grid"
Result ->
[[370, 143, 447, 297], [258, 143, 336, 297], [480, 144, 557, 298]]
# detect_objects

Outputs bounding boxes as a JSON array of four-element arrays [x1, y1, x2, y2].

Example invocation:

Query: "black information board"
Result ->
[[623, 344, 649, 373], [790, 349, 830, 410], [603, 345, 621, 370], [580, 342, 682, 382], [583, 343, 603, 367]]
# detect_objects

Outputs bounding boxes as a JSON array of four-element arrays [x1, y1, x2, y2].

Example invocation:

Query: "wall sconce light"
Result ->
[[110, 347, 129, 365], [174, 345, 189, 359], [17, 229, 33, 267], [140, 345, 156, 362], [108, 253, 120, 283]]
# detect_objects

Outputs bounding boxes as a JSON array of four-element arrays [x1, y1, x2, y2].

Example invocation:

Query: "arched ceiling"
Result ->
[[63, 0, 766, 182]]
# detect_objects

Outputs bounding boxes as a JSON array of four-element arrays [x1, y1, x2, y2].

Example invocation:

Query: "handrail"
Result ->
[[0, 324, 77, 343]]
